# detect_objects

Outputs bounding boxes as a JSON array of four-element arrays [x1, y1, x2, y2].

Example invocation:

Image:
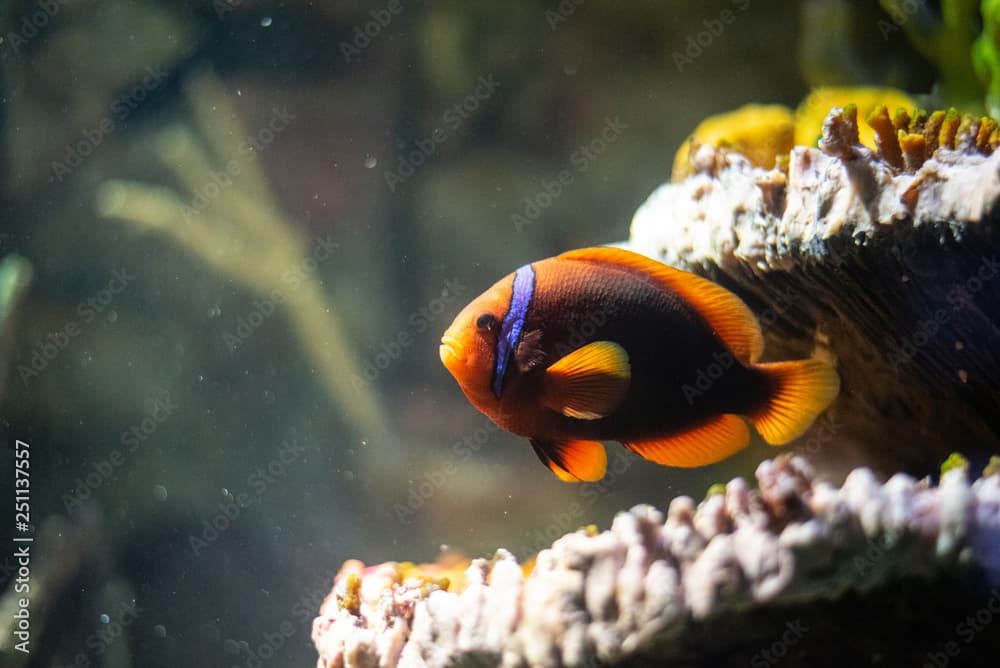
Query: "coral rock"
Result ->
[[631, 105, 1000, 475], [312, 456, 1000, 667]]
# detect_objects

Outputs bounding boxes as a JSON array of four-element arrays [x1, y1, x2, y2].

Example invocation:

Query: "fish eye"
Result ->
[[475, 313, 497, 332]]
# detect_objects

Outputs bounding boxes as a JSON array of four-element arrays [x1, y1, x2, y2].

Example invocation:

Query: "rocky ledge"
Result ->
[[312, 455, 1000, 667]]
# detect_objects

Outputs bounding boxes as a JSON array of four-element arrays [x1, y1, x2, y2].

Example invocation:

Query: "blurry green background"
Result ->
[[0, 1, 937, 667]]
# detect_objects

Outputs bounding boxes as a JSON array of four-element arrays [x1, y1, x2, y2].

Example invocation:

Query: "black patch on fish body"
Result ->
[[510, 260, 767, 441]]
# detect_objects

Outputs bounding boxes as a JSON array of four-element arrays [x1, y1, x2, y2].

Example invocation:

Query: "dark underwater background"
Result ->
[[0, 1, 941, 667]]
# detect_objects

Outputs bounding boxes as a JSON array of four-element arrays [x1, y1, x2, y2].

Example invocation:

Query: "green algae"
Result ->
[[940, 452, 970, 476]]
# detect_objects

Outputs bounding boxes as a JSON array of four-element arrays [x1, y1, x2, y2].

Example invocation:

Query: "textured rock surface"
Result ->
[[629, 108, 1000, 475], [311, 456, 1000, 667]]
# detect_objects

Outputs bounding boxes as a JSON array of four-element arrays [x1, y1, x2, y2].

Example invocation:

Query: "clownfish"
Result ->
[[439, 247, 839, 482]]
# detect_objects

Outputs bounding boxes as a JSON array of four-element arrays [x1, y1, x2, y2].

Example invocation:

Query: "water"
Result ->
[[0, 1, 945, 667]]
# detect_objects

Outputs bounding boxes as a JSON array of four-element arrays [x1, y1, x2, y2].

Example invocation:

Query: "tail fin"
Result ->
[[750, 359, 840, 445]]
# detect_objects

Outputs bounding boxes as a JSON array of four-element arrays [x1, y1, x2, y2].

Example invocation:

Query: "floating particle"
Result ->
[[364, 155, 377, 169], [958, 369, 969, 383], [153, 485, 168, 501], [260, 16, 272, 27], [154, 624, 167, 638], [100, 614, 110, 624]]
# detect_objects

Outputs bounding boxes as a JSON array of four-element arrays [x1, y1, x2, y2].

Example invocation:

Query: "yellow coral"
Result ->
[[985, 455, 1000, 478], [706, 483, 726, 498], [795, 86, 917, 150], [671, 104, 794, 181], [940, 452, 969, 476], [395, 553, 470, 593], [670, 88, 999, 182], [866, 104, 998, 171]]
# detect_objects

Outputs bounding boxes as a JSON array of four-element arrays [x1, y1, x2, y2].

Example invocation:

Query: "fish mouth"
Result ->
[[439, 335, 464, 368]]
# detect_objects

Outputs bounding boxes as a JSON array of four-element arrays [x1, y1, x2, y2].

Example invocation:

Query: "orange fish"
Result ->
[[439, 247, 840, 482]]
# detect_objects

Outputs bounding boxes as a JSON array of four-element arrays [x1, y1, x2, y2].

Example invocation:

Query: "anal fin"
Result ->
[[624, 414, 750, 468], [530, 438, 607, 482]]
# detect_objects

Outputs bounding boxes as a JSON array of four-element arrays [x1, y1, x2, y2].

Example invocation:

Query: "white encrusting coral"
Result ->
[[312, 456, 1000, 667], [629, 109, 1000, 273]]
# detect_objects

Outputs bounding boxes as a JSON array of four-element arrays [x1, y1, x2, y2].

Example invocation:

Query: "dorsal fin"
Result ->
[[558, 247, 764, 364]]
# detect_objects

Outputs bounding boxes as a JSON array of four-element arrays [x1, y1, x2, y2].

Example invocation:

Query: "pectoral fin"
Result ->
[[543, 341, 630, 420], [530, 438, 607, 482], [515, 328, 546, 373], [624, 414, 750, 468]]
